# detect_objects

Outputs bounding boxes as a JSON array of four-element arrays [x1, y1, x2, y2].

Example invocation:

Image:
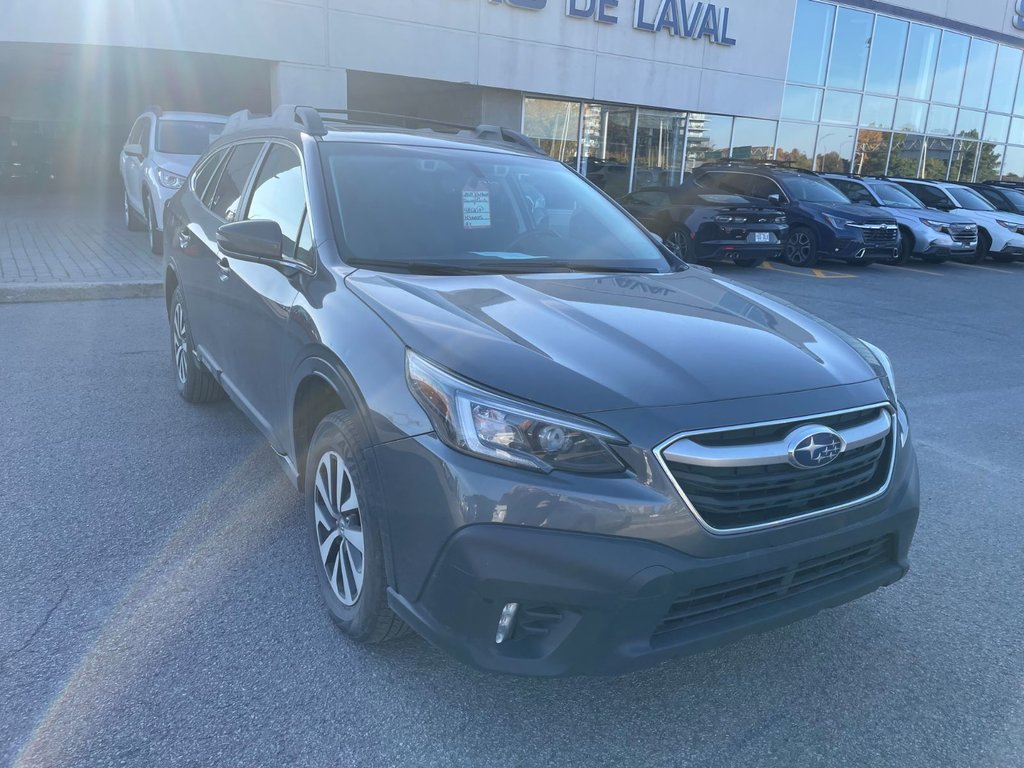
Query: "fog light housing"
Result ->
[[495, 602, 519, 644]]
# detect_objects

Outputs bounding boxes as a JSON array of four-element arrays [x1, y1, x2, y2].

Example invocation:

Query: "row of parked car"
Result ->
[[619, 160, 1024, 269]]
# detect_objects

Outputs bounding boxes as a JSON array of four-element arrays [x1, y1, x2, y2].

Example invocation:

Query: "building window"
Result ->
[[787, 0, 835, 86], [860, 96, 895, 129], [866, 16, 909, 96], [683, 114, 733, 174], [976, 144, 1005, 180], [821, 90, 861, 125], [775, 122, 817, 169], [580, 104, 636, 199], [1002, 146, 1024, 180], [899, 24, 941, 101], [633, 109, 686, 189], [983, 114, 1010, 144], [961, 39, 996, 111], [894, 100, 927, 133], [926, 105, 957, 137], [853, 129, 892, 175], [814, 127, 856, 172], [522, 98, 581, 165], [922, 137, 953, 179], [931, 31, 970, 105], [948, 139, 978, 182], [888, 133, 924, 177], [782, 85, 822, 122], [957, 109, 985, 139], [989, 46, 1022, 115], [731, 118, 777, 161], [827, 7, 873, 91]]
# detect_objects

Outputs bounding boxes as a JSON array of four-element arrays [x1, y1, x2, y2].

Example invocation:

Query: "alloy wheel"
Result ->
[[313, 451, 365, 606], [664, 230, 689, 259], [786, 231, 812, 265], [172, 301, 189, 385]]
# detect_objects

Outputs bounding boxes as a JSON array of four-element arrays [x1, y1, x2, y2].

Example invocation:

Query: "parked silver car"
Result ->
[[120, 107, 226, 253]]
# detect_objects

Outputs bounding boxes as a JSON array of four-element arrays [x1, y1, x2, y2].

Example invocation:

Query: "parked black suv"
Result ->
[[964, 181, 1024, 216], [618, 183, 787, 267], [691, 161, 900, 268], [164, 106, 919, 676]]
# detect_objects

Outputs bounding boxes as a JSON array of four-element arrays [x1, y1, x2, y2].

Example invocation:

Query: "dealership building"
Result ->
[[5, 0, 1024, 193]]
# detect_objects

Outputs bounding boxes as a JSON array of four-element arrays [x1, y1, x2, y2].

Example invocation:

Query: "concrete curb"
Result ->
[[0, 280, 163, 304]]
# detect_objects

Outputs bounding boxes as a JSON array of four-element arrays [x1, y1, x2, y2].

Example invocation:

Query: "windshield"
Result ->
[[872, 182, 925, 209], [156, 120, 225, 155], [948, 186, 996, 211], [780, 175, 851, 204], [321, 143, 671, 274]]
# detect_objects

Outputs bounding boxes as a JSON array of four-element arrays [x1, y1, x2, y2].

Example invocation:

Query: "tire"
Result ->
[[170, 286, 224, 403], [958, 230, 988, 264], [663, 229, 691, 261], [146, 195, 163, 255], [733, 255, 765, 268], [891, 230, 913, 265], [783, 227, 819, 268], [124, 188, 144, 231], [307, 410, 409, 644]]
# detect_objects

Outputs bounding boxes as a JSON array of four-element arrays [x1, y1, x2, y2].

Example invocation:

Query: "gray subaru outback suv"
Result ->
[[163, 106, 919, 676]]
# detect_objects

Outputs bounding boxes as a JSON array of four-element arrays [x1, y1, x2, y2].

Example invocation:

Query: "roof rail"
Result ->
[[222, 104, 327, 137], [144, 104, 163, 117], [316, 108, 546, 155], [698, 157, 818, 175]]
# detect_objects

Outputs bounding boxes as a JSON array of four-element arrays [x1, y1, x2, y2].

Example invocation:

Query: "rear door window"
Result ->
[[745, 175, 784, 200], [192, 149, 227, 203], [245, 144, 308, 263], [830, 179, 874, 205], [208, 142, 264, 221], [903, 183, 948, 208]]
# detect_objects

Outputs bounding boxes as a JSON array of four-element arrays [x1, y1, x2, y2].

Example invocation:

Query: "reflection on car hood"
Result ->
[[347, 270, 877, 413]]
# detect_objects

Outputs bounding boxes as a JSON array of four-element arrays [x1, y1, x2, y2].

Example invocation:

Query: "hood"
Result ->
[[802, 201, 895, 222], [881, 206, 975, 227], [150, 152, 199, 177], [347, 269, 877, 413]]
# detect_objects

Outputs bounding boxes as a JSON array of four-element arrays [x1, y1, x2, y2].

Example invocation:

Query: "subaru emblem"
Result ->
[[786, 425, 846, 470]]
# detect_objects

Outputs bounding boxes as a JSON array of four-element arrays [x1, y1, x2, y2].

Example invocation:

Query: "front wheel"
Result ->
[[891, 231, 913, 265], [307, 411, 409, 644], [663, 229, 691, 261], [783, 227, 819, 268]]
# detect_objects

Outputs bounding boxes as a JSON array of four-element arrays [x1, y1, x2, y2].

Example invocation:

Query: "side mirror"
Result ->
[[123, 143, 144, 159], [768, 193, 783, 205], [217, 220, 284, 264]]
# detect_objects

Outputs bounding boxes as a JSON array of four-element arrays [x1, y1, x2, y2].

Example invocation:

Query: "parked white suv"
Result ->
[[120, 107, 226, 253]]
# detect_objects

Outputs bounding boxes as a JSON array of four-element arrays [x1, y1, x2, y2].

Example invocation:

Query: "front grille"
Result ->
[[950, 226, 977, 245], [660, 406, 895, 532], [651, 535, 893, 641], [859, 224, 899, 245]]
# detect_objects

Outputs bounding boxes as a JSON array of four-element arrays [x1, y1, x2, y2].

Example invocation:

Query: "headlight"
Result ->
[[822, 213, 850, 229], [156, 168, 185, 189], [920, 218, 947, 233], [996, 219, 1024, 234], [406, 351, 626, 474], [857, 339, 897, 406]]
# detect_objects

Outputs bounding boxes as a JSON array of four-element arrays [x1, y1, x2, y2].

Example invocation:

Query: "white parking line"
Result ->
[[944, 261, 1015, 275]]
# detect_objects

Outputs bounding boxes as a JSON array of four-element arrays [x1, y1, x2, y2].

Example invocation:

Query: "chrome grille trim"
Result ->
[[654, 402, 898, 536]]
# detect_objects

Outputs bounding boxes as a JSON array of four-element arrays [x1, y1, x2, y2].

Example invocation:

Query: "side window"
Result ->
[[295, 211, 314, 267], [192, 149, 226, 202], [696, 171, 735, 193], [975, 188, 1005, 209], [138, 117, 153, 155], [127, 118, 144, 146], [209, 142, 264, 222], [905, 183, 944, 207], [833, 180, 873, 205], [746, 175, 783, 200], [244, 144, 307, 262]]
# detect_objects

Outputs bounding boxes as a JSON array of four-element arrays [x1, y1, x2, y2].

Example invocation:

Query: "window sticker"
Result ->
[[463, 186, 491, 229]]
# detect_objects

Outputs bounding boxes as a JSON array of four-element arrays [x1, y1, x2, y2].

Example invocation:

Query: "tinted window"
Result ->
[[902, 183, 948, 208], [779, 175, 849, 203], [746, 175, 783, 199], [156, 120, 224, 155], [697, 172, 750, 195], [321, 143, 669, 272], [992, 186, 1024, 210], [209, 143, 263, 222], [931, 32, 969, 105], [961, 39, 997, 111], [947, 186, 996, 211], [866, 16, 909, 96], [192, 149, 227, 202], [245, 144, 306, 259], [829, 179, 875, 205], [872, 182, 924, 208], [899, 25, 940, 101], [787, 0, 835, 86], [827, 7, 872, 91]]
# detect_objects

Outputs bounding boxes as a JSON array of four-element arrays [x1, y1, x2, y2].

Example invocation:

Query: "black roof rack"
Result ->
[[974, 179, 1024, 188], [820, 171, 893, 181], [221, 105, 546, 155]]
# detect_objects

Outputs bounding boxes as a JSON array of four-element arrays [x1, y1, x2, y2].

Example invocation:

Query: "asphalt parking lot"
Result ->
[[2, 257, 1023, 767]]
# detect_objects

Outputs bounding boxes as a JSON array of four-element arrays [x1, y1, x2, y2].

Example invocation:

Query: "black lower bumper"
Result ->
[[991, 245, 1024, 261], [388, 486, 918, 677]]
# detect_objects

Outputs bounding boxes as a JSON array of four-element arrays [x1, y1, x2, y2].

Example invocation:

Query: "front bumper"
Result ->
[[919, 233, 977, 258], [991, 244, 1024, 261], [830, 235, 898, 262], [385, 439, 920, 677]]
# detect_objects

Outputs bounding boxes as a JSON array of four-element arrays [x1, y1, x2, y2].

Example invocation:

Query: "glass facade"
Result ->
[[522, 0, 1024, 193]]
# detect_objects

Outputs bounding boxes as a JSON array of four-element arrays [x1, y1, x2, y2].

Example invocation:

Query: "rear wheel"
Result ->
[[146, 196, 163, 255], [958, 230, 988, 264], [170, 286, 223, 403], [783, 227, 819, 267], [307, 411, 409, 644]]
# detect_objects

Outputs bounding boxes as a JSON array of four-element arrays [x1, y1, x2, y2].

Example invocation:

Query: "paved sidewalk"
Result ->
[[0, 192, 162, 302]]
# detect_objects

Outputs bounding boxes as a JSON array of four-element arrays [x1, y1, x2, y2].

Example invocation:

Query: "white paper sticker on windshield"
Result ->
[[463, 189, 491, 229]]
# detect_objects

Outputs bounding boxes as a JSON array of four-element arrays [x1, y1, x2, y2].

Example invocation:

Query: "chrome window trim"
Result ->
[[653, 401, 898, 537]]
